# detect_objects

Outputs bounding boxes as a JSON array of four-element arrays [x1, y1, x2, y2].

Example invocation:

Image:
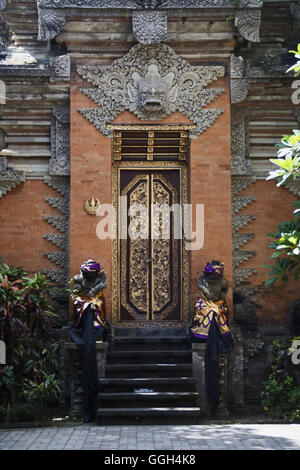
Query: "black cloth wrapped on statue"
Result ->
[[69, 305, 106, 423], [190, 261, 233, 415], [69, 260, 108, 423]]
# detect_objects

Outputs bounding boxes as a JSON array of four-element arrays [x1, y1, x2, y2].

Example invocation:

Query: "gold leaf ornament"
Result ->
[[84, 198, 101, 216]]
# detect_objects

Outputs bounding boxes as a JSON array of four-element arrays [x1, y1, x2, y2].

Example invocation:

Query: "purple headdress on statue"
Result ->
[[204, 262, 224, 276], [81, 260, 101, 273]]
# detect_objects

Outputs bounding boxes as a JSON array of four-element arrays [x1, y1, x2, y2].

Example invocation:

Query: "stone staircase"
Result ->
[[97, 327, 202, 425]]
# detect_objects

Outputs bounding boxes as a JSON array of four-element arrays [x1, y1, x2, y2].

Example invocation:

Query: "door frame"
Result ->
[[111, 160, 190, 327]]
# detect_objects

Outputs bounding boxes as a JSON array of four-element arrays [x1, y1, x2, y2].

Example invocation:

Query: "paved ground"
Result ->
[[0, 424, 299, 450]]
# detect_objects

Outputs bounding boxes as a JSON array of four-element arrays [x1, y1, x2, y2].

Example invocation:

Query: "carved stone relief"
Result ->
[[231, 108, 251, 176], [230, 55, 249, 105], [232, 177, 257, 290], [49, 106, 70, 176], [43, 175, 70, 286], [132, 10, 167, 44], [37, 7, 66, 41], [50, 55, 70, 83], [77, 43, 225, 136], [0, 165, 25, 198], [37, 0, 263, 9], [36, 1, 262, 43], [234, 9, 261, 43]]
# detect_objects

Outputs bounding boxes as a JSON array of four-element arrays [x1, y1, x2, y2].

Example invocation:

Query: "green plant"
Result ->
[[287, 43, 300, 77], [0, 264, 62, 422], [67, 278, 80, 302], [21, 343, 61, 408], [24, 343, 59, 382], [22, 273, 56, 338], [0, 263, 27, 282], [0, 365, 15, 408], [263, 219, 300, 287], [22, 371, 61, 406], [8, 402, 44, 423], [263, 45, 300, 287], [0, 274, 28, 365], [266, 130, 300, 189], [261, 339, 300, 420]]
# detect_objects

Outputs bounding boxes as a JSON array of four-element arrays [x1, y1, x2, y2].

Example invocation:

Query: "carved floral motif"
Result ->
[[132, 10, 167, 44]]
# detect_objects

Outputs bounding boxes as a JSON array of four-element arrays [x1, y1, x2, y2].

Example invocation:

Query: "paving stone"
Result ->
[[0, 424, 299, 450]]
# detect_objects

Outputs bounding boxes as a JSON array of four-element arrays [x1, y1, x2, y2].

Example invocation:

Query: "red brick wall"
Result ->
[[0, 180, 65, 275], [69, 82, 113, 318], [235, 179, 299, 324], [190, 77, 233, 315]]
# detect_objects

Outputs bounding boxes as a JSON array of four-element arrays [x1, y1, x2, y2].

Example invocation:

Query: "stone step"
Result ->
[[111, 336, 191, 351], [98, 391, 199, 408], [105, 363, 193, 378], [98, 377, 198, 393], [96, 407, 201, 425], [113, 327, 188, 337], [106, 350, 192, 364]]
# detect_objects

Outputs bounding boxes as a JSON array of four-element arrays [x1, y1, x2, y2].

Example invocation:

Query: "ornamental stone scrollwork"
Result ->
[[232, 196, 256, 214], [0, 16, 10, 50], [234, 9, 261, 43], [43, 234, 68, 250], [0, 160, 25, 198], [77, 43, 225, 136], [37, 7, 66, 41], [50, 55, 70, 83], [43, 175, 70, 286], [233, 250, 256, 268], [0, 156, 6, 172], [290, 2, 300, 21], [44, 252, 68, 268], [44, 174, 69, 197], [49, 106, 70, 176], [233, 233, 255, 251], [132, 10, 167, 44], [232, 176, 257, 293], [45, 196, 69, 215], [231, 107, 251, 175], [230, 55, 249, 105], [37, 0, 262, 9], [231, 176, 256, 197], [233, 268, 256, 287]]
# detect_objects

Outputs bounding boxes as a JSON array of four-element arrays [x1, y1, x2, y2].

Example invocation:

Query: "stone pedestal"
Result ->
[[59, 340, 108, 418], [192, 343, 230, 417]]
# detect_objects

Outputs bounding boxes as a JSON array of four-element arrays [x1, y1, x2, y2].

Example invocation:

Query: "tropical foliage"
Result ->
[[264, 45, 300, 287], [287, 43, 300, 77], [261, 338, 300, 421], [0, 263, 61, 423]]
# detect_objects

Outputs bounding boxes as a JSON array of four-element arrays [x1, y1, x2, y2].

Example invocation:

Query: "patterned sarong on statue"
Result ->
[[74, 291, 107, 330], [191, 291, 231, 340]]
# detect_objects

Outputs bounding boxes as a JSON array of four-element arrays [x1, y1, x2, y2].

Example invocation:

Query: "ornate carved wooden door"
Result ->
[[115, 166, 186, 325]]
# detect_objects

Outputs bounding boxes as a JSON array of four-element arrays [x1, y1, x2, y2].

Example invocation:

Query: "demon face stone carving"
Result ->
[[128, 64, 178, 120]]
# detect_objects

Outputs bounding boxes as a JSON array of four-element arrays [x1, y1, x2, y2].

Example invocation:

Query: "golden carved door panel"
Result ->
[[113, 163, 188, 326]]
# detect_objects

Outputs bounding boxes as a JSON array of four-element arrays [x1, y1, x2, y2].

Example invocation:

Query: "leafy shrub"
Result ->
[[263, 219, 300, 287], [261, 339, 300, 420], [263, 46, 300, 287], [9, 402, 44, 423], [22, 372, 61, 406], [287, 44, 300, 77], [0, 263, 61, 422]]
